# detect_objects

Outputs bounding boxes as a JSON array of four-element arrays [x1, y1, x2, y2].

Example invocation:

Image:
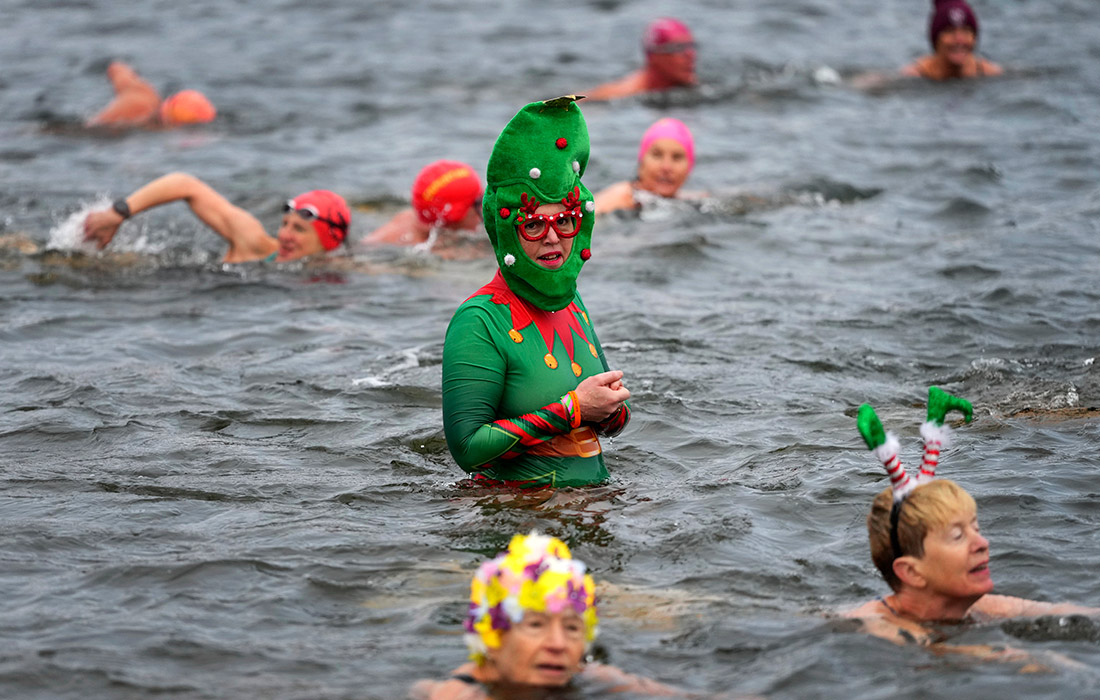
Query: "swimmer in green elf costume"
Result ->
[[442, 96, 631, 488]]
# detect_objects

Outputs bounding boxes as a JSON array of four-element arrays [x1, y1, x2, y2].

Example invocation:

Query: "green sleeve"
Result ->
[[442, 305, 580, 473]]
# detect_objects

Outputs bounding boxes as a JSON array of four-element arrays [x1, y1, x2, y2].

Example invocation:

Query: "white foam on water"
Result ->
[[47, 198, 169, 255], [46, 197, 110, 253], [351, 348, 421, 387]]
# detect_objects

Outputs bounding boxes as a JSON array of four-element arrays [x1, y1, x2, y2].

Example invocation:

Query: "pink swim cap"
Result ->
[[642, 17, 694, 53], [637, 118, 695, 170], [159, 90, 216, 125]]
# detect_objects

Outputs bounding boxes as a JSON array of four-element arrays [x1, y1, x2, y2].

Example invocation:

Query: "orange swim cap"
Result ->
[[411, 160, 482, 226], [159, 90, 216, 125]]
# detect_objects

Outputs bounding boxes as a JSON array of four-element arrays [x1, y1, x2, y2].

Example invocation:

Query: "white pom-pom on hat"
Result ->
[[529, 168, 541, 179], [504, 254, 516, 267]]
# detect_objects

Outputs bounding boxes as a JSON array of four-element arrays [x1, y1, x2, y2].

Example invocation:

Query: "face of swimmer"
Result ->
[[637, 138, 691, 198], [647, 39, 697, 86], [486, 610, 587, 687], [518, 202, 577, 270], [276, 211, 327, 262], [905, 505, 993, 601], [934, 26, 977, 68]]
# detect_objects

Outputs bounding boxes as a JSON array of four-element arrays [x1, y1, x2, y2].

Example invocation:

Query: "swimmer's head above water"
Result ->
[[482, 96, 596, 311], [929, 0, 979, 51], [281, 190, 351, 257], [636, 118, 695, 198], [859, 387, 981, 592], [411, 160, 483, 228], [159, 90, 217, 126], [642, 18, 697, 87], [464, 532, 598, 667]]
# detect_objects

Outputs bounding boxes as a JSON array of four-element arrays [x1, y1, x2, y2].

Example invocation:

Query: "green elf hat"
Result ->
[[483, 96, 596, 312]]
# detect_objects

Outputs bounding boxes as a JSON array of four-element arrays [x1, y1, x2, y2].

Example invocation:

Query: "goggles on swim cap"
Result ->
[[283, 200, 348, 233], [464, 532, 598, 664], [647, 40, 696, 54]]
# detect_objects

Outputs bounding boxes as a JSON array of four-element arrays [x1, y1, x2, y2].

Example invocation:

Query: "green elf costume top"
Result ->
[[441, 96, 630, 488]]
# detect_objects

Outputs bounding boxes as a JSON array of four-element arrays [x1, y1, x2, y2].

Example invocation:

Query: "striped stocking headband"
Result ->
[[857, 387, 973, 558]]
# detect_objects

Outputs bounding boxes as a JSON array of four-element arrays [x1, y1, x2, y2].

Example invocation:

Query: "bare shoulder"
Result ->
[[587, 71, 647, 101], [594, 181, 637, 215], [841, 599, 931, 645], [407, 678, 486, 700], [901, 56, 934, 79], [979, 57, 1003, 76], [362, 209, 427, 246], [581, 663, 687, 696], [971, 594, 1100, 620]]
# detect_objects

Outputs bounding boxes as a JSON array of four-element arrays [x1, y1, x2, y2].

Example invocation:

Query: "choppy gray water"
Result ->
[[2, 0, 1099, 698]]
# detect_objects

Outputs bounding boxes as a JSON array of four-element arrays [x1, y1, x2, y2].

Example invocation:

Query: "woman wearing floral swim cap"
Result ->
[[441, 97, 631, 489], [83, 172, 349, 263], [594, 117, 696, 215], [410, 533, 686, 699]]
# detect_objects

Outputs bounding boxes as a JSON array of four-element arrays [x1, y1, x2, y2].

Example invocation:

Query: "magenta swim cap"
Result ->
[[642, 17, 694, 53], [638, 118, 695, 170], [929, 0, 979, 49]]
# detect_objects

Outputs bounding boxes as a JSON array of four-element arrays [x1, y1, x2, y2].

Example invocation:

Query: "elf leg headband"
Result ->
[[858, 387, 973, 559]]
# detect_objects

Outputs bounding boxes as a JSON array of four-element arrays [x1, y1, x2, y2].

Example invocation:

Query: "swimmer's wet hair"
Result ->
[[867, 479, 976, 591]]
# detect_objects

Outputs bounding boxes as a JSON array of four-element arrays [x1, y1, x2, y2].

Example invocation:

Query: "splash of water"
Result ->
[[46, 197, 110, 253]]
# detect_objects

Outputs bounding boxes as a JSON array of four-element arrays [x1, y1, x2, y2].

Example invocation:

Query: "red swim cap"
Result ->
[[929, 0, 978, 49], [159, 90, 217, 125], [286, 190, 351, 251], [411, 160, 483, 226], [642, 17, 694, 53]]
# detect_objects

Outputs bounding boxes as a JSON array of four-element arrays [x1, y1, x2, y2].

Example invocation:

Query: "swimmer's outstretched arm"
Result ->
[[971, 594, 1100, 619], [83, 173, 277, 262], [86, 62, 161, 127]]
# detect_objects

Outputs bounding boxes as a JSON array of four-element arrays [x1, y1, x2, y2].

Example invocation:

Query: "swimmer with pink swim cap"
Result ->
[[83, 173, 350, 263], [408, 532, 690, 699], [594, 117, 697, 214], [587, 17, 697, 101], [902, 0, 1002, 80], [362, 159, 489, 259], [85, 61, 216, 129]]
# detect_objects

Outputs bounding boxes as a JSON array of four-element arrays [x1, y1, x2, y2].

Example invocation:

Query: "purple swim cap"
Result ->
[[929, 0, 979, 49]]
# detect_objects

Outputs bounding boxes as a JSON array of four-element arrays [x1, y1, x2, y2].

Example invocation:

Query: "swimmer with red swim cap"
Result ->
[[594, 117, 697, 214], [86, 61, 216, 129], [587, 18, 697, 101], [902, 0, 1002, 80], [83, 173, 349, 263], [361, 160, 487, 258]]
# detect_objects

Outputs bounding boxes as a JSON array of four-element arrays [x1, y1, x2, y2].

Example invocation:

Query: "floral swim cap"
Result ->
[[464, 533, 599, 663]]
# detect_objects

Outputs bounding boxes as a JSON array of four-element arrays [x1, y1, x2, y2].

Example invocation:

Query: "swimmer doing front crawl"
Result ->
[[83, 173, 350, 263], [845, 387, 1097, 664]]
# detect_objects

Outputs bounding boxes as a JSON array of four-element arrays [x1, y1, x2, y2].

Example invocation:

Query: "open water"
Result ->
[[2, 0, 1099, 698]]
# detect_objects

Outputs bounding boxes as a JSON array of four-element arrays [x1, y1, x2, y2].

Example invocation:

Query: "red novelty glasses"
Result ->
[[516, 206, 582, 242]]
